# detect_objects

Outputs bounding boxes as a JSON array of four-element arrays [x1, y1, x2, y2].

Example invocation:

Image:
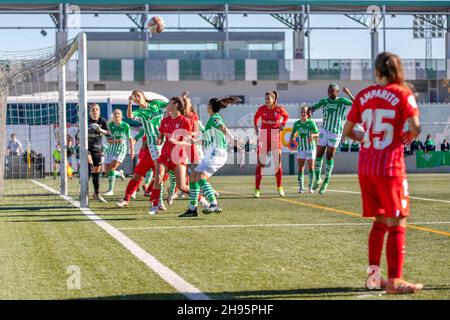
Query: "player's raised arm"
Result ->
[[127, 95, 135, 120], [342, 87, 355, 102]]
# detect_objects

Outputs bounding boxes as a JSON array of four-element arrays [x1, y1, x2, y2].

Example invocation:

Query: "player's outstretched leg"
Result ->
[[313, 156, 323, 191], [319, 159, 334, 194]]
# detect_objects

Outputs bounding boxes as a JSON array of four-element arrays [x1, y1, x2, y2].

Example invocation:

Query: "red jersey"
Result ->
[[159, 115, 194, 161], [347, 83, 419, 177], [254, 105, 289, 130]]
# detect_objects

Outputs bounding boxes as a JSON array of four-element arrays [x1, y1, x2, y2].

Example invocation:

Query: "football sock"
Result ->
[[324, 159, 334, 183], [168, 171, 177, 195], [189, 182, 200, 210], [124, 177, 142, 201], [150, 188, 161, 207], [255, 165, 262, 190], [92, 172, 100, 194], [368, 222, 388, 266], [308, 171, 314, 189], [199, 178, 217, 206], [315, 156, 323, 181], [108, 170, 116, 191], [298, 171, 304, 189], [386, 226, 406, 279], [275, 167, 283, 188]]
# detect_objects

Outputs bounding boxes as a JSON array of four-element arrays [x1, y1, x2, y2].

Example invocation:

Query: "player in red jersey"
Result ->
[[343, 52, 423, 294], [116, 132, 156, 208], [253, 91, 289, 198], [149, 96, 195, 215]]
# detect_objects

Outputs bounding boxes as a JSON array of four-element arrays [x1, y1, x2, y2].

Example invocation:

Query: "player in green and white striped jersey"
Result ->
[[179, 96, 242, 218], [104, 109, 134, 195], [309, 83, 353, 194], [126, 90, 169, 210], [289, 104, 319, 194]]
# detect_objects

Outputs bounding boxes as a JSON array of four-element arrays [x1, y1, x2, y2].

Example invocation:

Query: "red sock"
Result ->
[[124, 177, 142, 201], [145, 180, 154, 194], [276, 167, 283, 188], [386, 226, 406, 279], [368, 222, 388, 266], [150, 188, 161, 207], [255, 165, 262, 189]]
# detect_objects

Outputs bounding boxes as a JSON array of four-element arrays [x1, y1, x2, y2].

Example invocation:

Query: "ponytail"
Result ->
[[209, 96, 242, 113], [375, 52, 405, 86]]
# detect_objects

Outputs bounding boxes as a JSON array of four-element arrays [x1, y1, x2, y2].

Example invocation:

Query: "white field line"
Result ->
[[289, 187, 450, 204], [117, 221, 450, 231], [31, 180, 209, 301]]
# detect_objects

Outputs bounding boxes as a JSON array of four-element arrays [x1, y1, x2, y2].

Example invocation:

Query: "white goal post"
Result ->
[[0, 33, 89, 209]]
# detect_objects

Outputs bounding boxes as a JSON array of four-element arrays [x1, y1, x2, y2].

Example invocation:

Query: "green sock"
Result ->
[[108, 170, 116, 191], [308, 171, 314, 189], [199, 178, 217, 206], [324, 159, 334, 183], [315, 156, 323, 181], [144, 170, 153, 185], [159, 182, 164, 205], [189, 181, 200, 210], [168, 171, 177, 195], [297, 171, 304, 189]]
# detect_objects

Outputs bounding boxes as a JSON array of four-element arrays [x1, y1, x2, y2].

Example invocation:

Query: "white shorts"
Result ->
[[194, 147, 227, 178], [105, 153, 126, 164], [318, 128, 341, 149], [297, 149, 316, 160], [148, 144, 161, 161]]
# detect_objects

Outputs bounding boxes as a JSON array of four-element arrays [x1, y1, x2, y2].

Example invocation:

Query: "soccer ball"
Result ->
[[353, 124, 365, 141], [147, 16, 165, 33], [288, 138, 298, 151]]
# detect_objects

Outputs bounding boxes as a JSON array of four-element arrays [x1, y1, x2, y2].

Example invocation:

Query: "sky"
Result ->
[[0, 12, 446, 59]]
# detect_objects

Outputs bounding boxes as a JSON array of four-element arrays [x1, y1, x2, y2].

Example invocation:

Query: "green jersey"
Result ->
[[312, 97, 353, 134], [291, 119, 319, 151], [132, 100, 167, 146], [52, 149, 61, 162], [203, 114, 227, 150], [106, 121, 131, 156]]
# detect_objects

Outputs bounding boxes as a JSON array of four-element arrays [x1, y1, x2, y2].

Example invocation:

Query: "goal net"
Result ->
[[0, 34, 89, 209]]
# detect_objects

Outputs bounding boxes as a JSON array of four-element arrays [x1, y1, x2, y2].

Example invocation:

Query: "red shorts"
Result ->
[[358, 175, 410, 218], [257, 131, 282, 156], [134, 148, 156, 177], [158, 154, 187, 172]]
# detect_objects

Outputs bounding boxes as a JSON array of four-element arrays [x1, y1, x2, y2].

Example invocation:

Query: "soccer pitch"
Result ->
[[0, 174, 449, 300]]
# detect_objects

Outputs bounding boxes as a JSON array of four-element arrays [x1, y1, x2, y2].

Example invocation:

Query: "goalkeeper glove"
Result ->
[[91, 123, 101, 133]]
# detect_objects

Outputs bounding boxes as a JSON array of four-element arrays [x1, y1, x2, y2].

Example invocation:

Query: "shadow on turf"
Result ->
[[77, 285, 450, 300], [0, 206, 72, 211]]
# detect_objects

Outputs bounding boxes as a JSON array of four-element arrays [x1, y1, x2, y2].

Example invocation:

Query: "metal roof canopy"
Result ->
[[0, 1, 449, 14]]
